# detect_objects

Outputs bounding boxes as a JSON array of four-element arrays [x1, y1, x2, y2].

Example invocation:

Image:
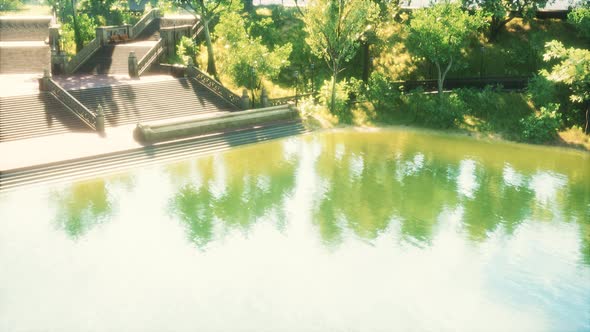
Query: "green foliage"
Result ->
[[406, 2, 486, 96], [527, 75, 556, 108], [302, 0, 380, 112], [568, 7, 590, 40], [366, 72, 401, 110], [176, 36, 199, 65], [462, 0, 548, 36], [61, 13, 97, 57], [542, 41, 590, 105], [214, 11, 292, 94], [0, 0, 22, 11], [319, 79, 351, 113], [520, 103, 562, 142]]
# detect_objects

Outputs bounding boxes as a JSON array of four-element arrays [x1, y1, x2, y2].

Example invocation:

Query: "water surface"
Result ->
[[1, 128, 589, 332]]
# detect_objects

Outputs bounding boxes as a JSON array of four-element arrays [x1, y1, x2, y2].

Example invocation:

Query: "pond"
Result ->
[[1, 128, 589, 332]]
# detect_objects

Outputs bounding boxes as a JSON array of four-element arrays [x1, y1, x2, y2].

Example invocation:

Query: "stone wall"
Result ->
[[0, 16, 52, 41], [0, 43, 50, 73]]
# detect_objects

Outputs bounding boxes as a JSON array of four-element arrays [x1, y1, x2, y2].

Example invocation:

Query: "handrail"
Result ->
[[186, 66, 242, 109], [137, 39, 163, 76], [131, 8, 159, 38], [45, 78, 97, 130], [65, 37, 100, 74]]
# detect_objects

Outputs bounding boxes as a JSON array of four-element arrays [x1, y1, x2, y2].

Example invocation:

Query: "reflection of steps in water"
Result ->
[[68, 78, 239, 127], [0, 92, 92, 142], [0, 121, 310, 191]]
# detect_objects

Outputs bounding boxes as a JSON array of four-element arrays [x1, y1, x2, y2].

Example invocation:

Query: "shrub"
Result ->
[[366, 72, 401, 110], [520, 103, 562, 143], [319, 79, 350, 113], [176, 36, 199, 66], [527, 75, 556, 108]]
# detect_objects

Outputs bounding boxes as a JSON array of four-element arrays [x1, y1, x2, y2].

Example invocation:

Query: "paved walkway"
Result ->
[[53, 74, 176, 91], [0, 124, 143, 171], [0, 73, 43, 96]]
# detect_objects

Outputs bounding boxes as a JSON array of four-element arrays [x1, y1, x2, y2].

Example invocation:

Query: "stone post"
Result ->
[[124, 24, 132, 39], [241, 89, 250, 110], [96, 27, 107, 46], [261, 87, 269, 108], [96, 105, 105, 133], [128, 51, 139, 78], [39, 69, 51, 91], [49, 25, 61, 53]]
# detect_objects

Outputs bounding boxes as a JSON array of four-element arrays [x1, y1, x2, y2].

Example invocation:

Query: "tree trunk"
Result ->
[[585, 104, 589, 134], [330, 67, 338, 113], [435, 58, 453, 102], [202, 21, 219, 81]]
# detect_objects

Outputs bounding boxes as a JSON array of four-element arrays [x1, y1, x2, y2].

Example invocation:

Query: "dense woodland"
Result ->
[[2, 0, 589, 148]]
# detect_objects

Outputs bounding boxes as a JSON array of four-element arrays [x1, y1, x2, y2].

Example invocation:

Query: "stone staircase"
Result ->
[[0, 120, 309, 191], [0, 93, 92, 142], [68, 78, 239, 127], [75, 41, 156, 75]]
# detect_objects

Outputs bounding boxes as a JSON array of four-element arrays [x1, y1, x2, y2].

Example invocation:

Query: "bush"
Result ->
[[319, 79, 350, 113], [520, 103, 562, 143], [527, 75, 556, 108], [60, 14, 97, 57], [366, 72, 401, 110], [176, 36, 199, 66]]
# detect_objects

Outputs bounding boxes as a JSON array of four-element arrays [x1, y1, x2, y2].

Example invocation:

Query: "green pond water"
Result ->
[[1, 128, 589, 332]]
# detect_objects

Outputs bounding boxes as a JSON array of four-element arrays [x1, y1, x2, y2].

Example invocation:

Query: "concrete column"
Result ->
[[128, 51, 139, 78], [241, 89, 250, 110], [96, 105, 105, 133]]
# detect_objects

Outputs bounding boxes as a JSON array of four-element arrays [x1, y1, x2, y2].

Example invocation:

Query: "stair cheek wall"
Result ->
[[0, 45, 50, 74]]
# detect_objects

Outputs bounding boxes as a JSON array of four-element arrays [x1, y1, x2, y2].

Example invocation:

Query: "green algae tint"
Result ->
[[0, 128, 589, 332]]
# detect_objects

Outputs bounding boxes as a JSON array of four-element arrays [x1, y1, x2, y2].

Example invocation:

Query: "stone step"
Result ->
[[0, 121, 309, 191]]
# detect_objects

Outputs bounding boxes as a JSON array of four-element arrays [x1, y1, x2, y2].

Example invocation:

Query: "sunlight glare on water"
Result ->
[[0, 128, 589, 332]]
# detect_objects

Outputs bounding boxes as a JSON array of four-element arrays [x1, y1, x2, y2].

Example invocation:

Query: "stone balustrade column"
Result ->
[[96, 105, 105, 133], [128, 51, 139, 78], [261, 88, 269, 108], [241, 89, 250, 110]]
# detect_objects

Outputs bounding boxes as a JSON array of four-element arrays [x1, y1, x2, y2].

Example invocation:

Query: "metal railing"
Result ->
[[65, 37, 100, 74], [392, 76, 531, 92], [187, 66, 242, 108], [46, 78, 97, 130], [137, 39, 163, 76], [131, 8, 159, 38]]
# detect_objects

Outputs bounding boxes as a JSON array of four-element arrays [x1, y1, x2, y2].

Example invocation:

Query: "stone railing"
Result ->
[[137, 39, 163, 76], [64, 37, 100, 74], [186, 65, 242, 109], [130, 8, 160, 38], [266, 93, 313, 107], [135, 104, 298, 143], [40, 74, 101, 131]]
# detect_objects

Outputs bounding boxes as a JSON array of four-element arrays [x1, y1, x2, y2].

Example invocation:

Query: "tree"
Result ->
[[462, 0, 548, 38], [541, 41, 590, 133], [300, 0, 379, 112], [173, 0, 237, 81], [215, 12, 292, 103], [406, 2, 486, 99]]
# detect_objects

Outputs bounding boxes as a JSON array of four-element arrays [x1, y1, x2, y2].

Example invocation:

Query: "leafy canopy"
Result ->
[[302, 0, 379, 72], [541, 40, 590, 105], [406, 2, 486, 66], [215, 11, 292, 90]]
